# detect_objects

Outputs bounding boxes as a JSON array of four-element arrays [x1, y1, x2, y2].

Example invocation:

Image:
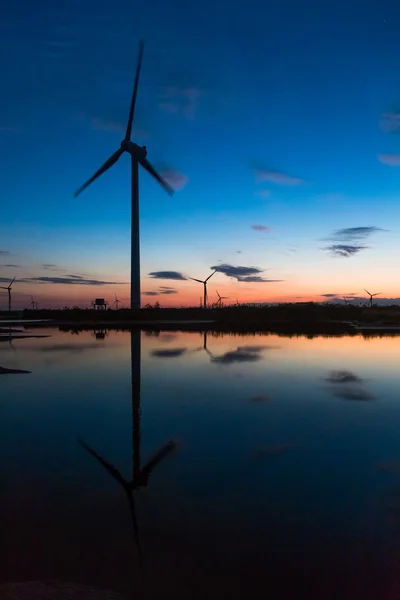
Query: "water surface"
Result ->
[[2, 328, 400, 599]]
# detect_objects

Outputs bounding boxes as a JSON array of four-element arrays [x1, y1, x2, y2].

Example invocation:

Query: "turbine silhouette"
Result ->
[[364, 288, 381, 308], [216, 290, 228, 307], [74, 41, 174, 310], [189, 271, 216, 308], [0, 277, 15, 311], [113, 295, 122, 310], [77, 331, 176, 569]]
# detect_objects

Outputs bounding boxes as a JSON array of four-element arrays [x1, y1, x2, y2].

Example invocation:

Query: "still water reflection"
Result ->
[[2, 328, 400, 599]]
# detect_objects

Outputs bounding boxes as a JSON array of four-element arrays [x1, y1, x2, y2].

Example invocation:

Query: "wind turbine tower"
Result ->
[[189, 271, 217, 308], [0, 277, 15, 312], [74, 41, 175, 310], [364, 289, 381, 308]]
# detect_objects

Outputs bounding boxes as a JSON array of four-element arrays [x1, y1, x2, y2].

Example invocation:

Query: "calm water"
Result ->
[[2, 328, 400, 599]]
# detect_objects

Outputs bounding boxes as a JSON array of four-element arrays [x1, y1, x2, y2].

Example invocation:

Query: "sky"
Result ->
[[1, 0, 400, 308]]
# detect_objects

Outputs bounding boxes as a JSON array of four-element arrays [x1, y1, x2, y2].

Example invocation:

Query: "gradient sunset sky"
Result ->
[[1, 0, 400, 308]]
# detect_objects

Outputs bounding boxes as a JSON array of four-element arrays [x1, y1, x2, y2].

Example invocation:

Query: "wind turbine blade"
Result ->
[[126, 492, 143, 566], [138, 157, 174, 196], [140, 440, 177, 481], [189, 277, 203, 284], [364, 289, 371, 296], [373, 293, 381, 296], [74, 149, 123, 198], [206, 270, 217, 282], [125, 40, 144, 141], [77, 437, 128, 489], [9, 277, 16, 287]]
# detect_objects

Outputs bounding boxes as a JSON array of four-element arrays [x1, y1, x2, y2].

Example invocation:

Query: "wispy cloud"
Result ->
[[159, 87, 203, 121], [251, 225, 270, 232], [378, 153, 400, 166], [380, 109, 400, 133], [42, 263, 57, 268], [23, 276, 122, 286], [148, 271, 187, 281], [151, 348, 188, 358], [320, 293, 339, 298], [324, 244, 367, 257], [160, 169, 189, 191], [0, 251, 10, 256], [325, 371, 363, 384], [142, 291, 159, 296], [329, 226, 385, 241], [210, 263, 282, 283], [159, 286, 175, 290], [0, 277, 15, 283], [252, 165, 305, 186], [1, 264, 20, 268], [89, 116, 147, 140], [255, 189, 271, 199], [159, 290, 177, 295]]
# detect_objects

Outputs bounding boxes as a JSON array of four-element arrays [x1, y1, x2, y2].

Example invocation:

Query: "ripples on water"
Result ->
[[2, 328, 400, 599]]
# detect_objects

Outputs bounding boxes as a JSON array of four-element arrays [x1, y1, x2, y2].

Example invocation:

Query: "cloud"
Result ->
[[210, 263, 282, 283], [378, 153, 400, 166], [160, 169, 189, 191], [236, 250, 242, 254], [24, 276, 121, 285], [325, 371, 363, 384], [142, 291, 159, 296], [380, 109, 400, 133], [255, 189, 271, 199], [89, 116, 147, 140], [0, 251, 10, 256], [40, 343, 107, 354], [252, 166, 305, 186], [1, 264, 20, 268], [159, 86, 203, 121], [331, 387, 375, 401], [330, 226, 386, 241], [159, 289, 178, 295], [148, 271, 187, 281], [42, 263, 57, 268], [320, 293, 338, 298], [0, 277, 14, 283], [324, 244, 367, 257], [159, 286, 175, 290], [251, 225, 270, 232], [211, 344, 278, 365], [151, 348, 188, 358]]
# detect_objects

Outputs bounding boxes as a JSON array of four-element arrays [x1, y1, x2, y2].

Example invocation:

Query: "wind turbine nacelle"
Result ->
[[121, 140, 147, 159]]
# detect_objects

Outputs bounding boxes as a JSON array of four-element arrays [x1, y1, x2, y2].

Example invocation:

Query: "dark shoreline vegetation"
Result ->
[[2, 303, 400, 336]]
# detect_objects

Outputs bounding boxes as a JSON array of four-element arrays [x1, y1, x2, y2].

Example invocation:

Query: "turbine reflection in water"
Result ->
[[77, 330, 177, 571]]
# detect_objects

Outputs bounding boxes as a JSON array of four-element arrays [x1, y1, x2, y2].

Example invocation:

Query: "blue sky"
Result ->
[[1, 0, 400, 307]]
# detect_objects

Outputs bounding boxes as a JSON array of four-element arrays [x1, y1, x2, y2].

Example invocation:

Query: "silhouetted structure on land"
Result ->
[[74, 42, 174, 311]]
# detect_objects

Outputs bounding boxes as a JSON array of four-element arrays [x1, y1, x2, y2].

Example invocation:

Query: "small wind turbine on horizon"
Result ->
[[189, 271, 217, 308], [29, 295, 38, 310], [73, 41, 175, 311], [364, 289, 381, 308], [0, 277, 15, 312], [216, 291, 228, 307], [113, 295, 123, 310]]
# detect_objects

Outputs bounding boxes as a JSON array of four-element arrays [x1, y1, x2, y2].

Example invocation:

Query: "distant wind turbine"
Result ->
[[0, 277, 15, 311], [73, 41, 175, 310], [364, 288, 381, 308], [216, 290, 228, 307], [113, 295, 122, 310], [29, 295, 38, 310], [189, 271, 217, 308]]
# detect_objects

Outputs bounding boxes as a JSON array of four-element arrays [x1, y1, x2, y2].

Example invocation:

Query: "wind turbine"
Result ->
[[216, 291, 228, 307], [364, 289, 381, 308], [0, 277, 15, 312], [29, 295, 38, 310], [113, 295, 123, 310], [77, 330, 176, 566], [73, 41, 174, 310], [189, 271, 217, 308]]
